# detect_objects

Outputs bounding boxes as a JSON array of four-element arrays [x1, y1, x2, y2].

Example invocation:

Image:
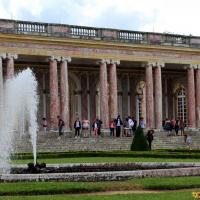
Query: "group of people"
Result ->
[[41, 115, 192, 149], [109, 115, 138, 137], [163, 118, 192, 149], [163, 118, 185, 136], [41, 115, 144, 138], [42, 116, 65, 136]]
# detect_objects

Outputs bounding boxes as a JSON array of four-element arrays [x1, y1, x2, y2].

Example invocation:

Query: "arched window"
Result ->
[[176, 88, 187, 123]]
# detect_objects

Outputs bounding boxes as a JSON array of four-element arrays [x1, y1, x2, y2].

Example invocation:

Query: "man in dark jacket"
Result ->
[[74, 117, 81, 137], [146, 129, 154, 149]]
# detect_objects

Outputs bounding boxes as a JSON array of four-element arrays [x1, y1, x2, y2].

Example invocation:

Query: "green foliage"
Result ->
[[0, 192, 194, 200], [11, 149, 200, 164], [131, 126, 149, 151], [0, 177, 200, 198]]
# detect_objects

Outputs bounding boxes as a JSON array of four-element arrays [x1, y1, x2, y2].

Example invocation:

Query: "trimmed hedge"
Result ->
[[131, 126, 149, 151]]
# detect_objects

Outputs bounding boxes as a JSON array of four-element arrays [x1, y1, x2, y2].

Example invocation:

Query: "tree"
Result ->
[[131, 126, 149, 151]]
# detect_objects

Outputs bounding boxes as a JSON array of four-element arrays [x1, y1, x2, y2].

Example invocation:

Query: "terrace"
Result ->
[[0, 19, 200, 48]]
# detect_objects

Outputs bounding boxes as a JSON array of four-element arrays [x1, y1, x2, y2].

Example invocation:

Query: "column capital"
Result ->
[[98, 59, 111, 65], [61, 56, 71, 63], [110, 60, 120, 65], [144, 61, 165, 68], [98, 59, 120, 65], [6, 53, 18, 60], [189, 64, 200, 69], [49, 56, 61, 62], [155, 62, 165, 68]]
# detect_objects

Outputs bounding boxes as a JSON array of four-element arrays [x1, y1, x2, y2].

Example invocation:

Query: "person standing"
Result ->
[[57, 116, 65, 136], [174, 119, 180, 136], [132, 117, 137, 135], [186, 134, 192, 150], [128, 116, 134, 136], [74, 117, 81, 138], [139, 117, 146, 129], [96, 117, 103, 136], [92, 119, 99, 137], [42, 117, 47, 133], [109, 118, 116, 137], [82, 119, 90, 137], [146, 129, 154, 150], [115, 115, 123, 137], [180, 119, 185, 136], [123, 117, 129, 137]]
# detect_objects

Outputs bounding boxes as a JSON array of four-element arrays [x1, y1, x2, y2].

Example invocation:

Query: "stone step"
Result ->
[[12, 131, 200, 153]]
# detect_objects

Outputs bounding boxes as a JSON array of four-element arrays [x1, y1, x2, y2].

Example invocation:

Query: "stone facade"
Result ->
[[0, 19, 200, 129]]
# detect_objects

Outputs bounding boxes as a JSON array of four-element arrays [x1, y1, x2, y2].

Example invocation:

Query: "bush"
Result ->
[[131, 126, 149, 151]]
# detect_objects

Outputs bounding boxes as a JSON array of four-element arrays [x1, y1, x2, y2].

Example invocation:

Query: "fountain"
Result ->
[[0, 68, 39, 173], [0, 68, 200, 182]]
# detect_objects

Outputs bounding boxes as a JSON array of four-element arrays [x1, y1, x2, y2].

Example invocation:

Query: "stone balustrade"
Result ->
[[0, 19, 198, 47]]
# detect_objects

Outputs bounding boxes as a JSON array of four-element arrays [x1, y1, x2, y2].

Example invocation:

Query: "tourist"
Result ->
[[164, 118, 173, 136], [92, 117, 102, 137], [123, 117, 129, 137], [179, 119, 185, 136], [109, 118, 116, 137], [57, 116, 65, 136], [132, 116, 137, 135], [42, 117, 47, 132], [82, 119, 90, 137], [186, 134, 192, 150], [174, 119, 180, 136], [97, 117, 103, 136], [146, 129, 154, 150], [92, 119, 98, 137], [115, 115, 123, 137], [74, 117, 81, 138], [139, 117, 145, 129], [128, 116, 134, 136]]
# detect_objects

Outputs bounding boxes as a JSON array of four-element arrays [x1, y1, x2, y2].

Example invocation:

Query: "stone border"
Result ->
[[1, 167, 200, 182], [0, 162, 200, 182]]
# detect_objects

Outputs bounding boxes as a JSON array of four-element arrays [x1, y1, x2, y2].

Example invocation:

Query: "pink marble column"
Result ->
[[154, 63, 164, 129], [145, 63, 154, 128], [6, 53, 18, 79], [196, 65, 200, 128], [49, 56, 60, 129], [60, 57, 71, 130], [187, 65, 196, 128], [109, 60, 119, 119], [99, 60, 109, 128]]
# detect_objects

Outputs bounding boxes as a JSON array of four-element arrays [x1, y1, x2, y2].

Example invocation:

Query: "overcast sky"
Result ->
[[0, 0, 199, 36]]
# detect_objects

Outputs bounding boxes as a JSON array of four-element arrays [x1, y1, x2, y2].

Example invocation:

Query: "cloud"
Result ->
[[0, 0, 199, 35]]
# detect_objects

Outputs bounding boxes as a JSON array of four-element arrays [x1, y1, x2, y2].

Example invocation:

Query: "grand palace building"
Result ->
[[0, 19, 200, 131]]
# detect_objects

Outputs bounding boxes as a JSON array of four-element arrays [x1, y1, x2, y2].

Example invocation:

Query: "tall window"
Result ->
[[176, 88, 187, 123]]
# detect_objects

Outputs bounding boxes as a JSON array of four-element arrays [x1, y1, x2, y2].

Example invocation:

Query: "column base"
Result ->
[[100, 128, 111, 137]]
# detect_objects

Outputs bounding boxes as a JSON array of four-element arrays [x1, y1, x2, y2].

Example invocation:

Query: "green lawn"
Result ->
[[6, 150, 200, 199], [11, 156, 200, 164], [11, 150, 200, 164], [0, 191, 196, 200], [0, 177, 200, 195]]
